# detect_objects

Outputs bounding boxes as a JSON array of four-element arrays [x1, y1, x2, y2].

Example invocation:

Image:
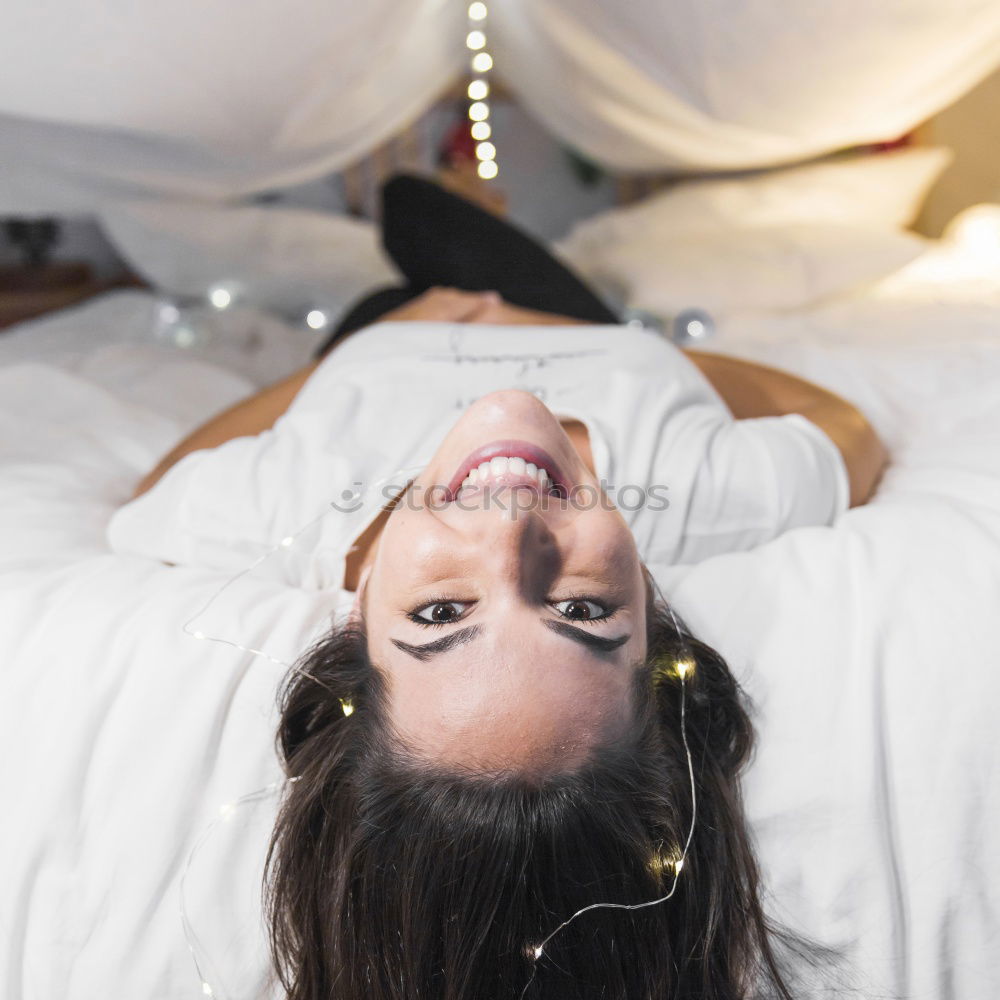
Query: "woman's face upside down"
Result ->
[[357, 389, 648, 777]]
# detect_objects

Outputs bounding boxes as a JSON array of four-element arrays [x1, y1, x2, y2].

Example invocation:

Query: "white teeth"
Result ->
[[461, 476, 472, 488], [465, 455, 555, 490]]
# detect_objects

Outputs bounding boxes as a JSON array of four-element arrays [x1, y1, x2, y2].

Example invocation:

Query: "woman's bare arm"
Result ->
[[684, 350, 887, 507], [130, 363, 320, 499]]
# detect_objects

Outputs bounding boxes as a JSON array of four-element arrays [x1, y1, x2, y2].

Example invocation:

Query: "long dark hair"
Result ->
[[264, 599, 804, 1000]]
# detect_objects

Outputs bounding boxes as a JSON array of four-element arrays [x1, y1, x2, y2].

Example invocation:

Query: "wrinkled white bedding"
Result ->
[[2, 261, 998, 1000]]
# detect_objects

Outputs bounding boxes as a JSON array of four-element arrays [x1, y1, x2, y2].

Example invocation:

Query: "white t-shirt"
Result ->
[[107, 321, 848, 616]]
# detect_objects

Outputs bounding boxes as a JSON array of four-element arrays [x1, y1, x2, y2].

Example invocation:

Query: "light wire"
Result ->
[[517, 655, 697, 999]]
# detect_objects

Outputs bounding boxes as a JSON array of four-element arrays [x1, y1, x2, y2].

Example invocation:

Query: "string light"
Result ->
[[182, 467, 424, 684], [519, 643, 698, 997], [208, 286, 233, 310], [464, 2, 498, 181], [305, 309, 328, 331], [181, 780, 295, 1000], [178, 468, 698, 996]]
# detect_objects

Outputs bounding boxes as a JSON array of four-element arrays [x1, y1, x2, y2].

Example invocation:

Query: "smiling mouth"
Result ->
[[446, 440, 569, 501]]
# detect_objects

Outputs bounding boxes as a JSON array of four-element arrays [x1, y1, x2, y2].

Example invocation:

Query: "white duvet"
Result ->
[[1, 267, 998, 999]]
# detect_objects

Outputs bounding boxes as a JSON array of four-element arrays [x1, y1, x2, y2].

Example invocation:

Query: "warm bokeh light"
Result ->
[[470, 121, 491, 140], [467, 79, 489, 100], [466, 30, 486, 50], [468, 101, 490, 121], [471, 52, 493, 72], [475, 141, 497, 161], [468, 2, 488, 20], [477, 160, 499, 180]]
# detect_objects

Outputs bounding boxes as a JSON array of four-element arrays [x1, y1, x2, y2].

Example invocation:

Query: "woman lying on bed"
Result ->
[[132, 176, 885, 1000]]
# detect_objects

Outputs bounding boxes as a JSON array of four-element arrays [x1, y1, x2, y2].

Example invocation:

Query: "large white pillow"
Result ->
[[101, 200, 400, 318], [557, 147, 951, 254], [579, 224, 928, 316], [554, 148, 947, 315]]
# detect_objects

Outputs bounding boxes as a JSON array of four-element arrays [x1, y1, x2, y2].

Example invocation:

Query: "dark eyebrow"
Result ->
[[391, 625, 482, 662], [543, 619, 631, 654]]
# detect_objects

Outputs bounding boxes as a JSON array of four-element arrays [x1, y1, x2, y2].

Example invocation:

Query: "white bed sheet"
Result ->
[[1, 264, 998, 999]]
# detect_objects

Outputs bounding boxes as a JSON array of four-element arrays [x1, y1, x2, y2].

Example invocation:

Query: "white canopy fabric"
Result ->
[[490, 0, 1000, 171], [0, 0, 998, 210], [0, 0, 467, 210]]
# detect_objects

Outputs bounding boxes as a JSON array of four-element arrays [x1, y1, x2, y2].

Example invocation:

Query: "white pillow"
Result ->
[[557, 147, 952, 261], [100, 200, 400, 318], [575, 224, 928, 315]]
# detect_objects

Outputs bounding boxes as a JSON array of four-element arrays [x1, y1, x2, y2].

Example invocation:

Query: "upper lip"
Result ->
[[446, 440, 568, 501]]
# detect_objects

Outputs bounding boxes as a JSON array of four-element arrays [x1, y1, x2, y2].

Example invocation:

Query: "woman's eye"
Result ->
[[553, 598, 612, 622], [409, 601, 471, 625]]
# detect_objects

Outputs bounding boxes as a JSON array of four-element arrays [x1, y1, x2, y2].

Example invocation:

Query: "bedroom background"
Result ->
[[1, 1, 998, 338], [2, 4, 1000, 1000]]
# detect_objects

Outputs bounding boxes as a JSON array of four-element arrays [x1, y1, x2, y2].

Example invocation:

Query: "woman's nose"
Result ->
[[472, 492, 559, 583]]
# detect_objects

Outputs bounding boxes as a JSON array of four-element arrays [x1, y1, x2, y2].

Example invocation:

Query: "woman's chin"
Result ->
[[464, 389, 563, 429], [427, 390, 578, 486]]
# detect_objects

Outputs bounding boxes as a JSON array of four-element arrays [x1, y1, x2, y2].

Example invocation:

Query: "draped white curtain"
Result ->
[[491, 0, 1000, 171], [0, 0, 998, 210], [0, 0, 467, 211]]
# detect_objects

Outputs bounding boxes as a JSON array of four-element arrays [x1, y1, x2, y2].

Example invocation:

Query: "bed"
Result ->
[[2, 2, 1000, 995], [3, 160, 999, 998]]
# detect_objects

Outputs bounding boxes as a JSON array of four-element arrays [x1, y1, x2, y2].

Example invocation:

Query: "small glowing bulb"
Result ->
[[340, 698, 355, 717], [193, 630, 206, 640], [470, 121, 491, 140], [468, 101, 490, 122], [475, 141, 496, 161], [650, 849, 684, 877], [280, 536, 294, 547], [466, 29, 486, 49], [528, 944, 544, 960], [675, 658, 694, 680], [208, 286, 232, 309], [467, 79, 489, 100], [477, 160, 499, 180], [471, 52, 493, 72], [468, 1, 488, 20], [305, 309, 328, 330], [686, 319, 706, 338]]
